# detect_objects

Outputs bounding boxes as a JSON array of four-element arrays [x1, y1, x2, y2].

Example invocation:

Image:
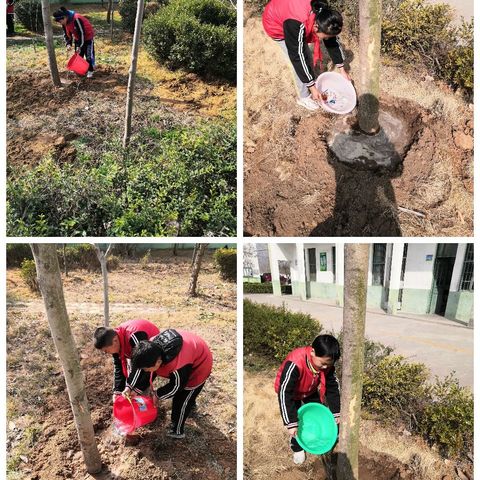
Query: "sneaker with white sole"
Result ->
[[166, 429, 185, 439], [293, 450, 306, 465], [296, 96, 320, 111], [87, 71, 94, 79]]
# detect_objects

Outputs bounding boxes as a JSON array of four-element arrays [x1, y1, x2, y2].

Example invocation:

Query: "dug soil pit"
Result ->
[[244, 95, 473, 237], [328, 102, 420, 169]]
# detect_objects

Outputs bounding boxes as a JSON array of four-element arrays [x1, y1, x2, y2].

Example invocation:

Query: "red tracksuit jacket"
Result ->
[[63, 11, 94, 48], [274, 346, 340, 429]]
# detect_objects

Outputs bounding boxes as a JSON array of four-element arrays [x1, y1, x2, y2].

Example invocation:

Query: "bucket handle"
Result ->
[[124, 394, 139, 428]]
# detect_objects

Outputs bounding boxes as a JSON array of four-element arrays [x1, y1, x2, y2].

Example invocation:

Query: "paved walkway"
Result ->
[[245, 294, 473, 387]]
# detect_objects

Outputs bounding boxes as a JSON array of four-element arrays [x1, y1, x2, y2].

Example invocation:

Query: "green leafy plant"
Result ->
[[143, 0, 236, 81], [419, 374, 473, 458], [7, 244, 33, 268], [243, 300, 321, 362], [20, 259, 40, 293], [214, 248, 237, 282], [119, 0, 164, 33], [243, 282, 273, 293]]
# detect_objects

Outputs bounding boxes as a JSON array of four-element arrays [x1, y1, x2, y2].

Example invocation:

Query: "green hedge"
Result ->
[[214, 248, 236, 282], [143, 0, 236, 81], [243, 282, 273, 294], [244, 299, 321, 361], [119, 0, 163, 33], [7, 244, 33, 268], [7, 121, 236, 237]]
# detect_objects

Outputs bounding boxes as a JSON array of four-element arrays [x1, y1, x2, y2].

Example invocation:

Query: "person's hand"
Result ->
[[335, 416, 340, 425], [308, 85, 321, 101], [337, 66, 351, 82], [66, 44, 72, 51], [288, 427, 297, 437], [122, 387, 134, 398]]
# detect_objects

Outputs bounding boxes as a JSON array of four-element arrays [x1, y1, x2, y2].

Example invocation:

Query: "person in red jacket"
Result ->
[[93, 319, 160, 400], [6, 0, 15, 36], [263, 0, 350, 111], [131, 329, 213, 439], [53, 7, 96, 78], [274, 334, 341, 465]]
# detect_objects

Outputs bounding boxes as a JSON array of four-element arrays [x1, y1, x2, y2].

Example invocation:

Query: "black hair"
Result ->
[[131, 341, 163, 370], [93, 327, 117, 349], [310, 0, 343, 36], [312, 334, 341, 361], [53, 7, 69, 21]]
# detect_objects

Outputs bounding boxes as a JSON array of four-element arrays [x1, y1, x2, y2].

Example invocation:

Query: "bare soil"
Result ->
[[243, 14, 473, 237], [7, 252, 236, 480], [244, 371, 461, 480]]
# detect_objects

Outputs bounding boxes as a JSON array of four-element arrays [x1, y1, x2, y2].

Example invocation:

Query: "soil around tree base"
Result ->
[[244, 95, 473, 237]]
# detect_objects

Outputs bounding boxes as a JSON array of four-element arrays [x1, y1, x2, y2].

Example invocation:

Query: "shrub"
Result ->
[[143, 0, 236, 81], [362, 355, 429, 428], [244, 300, 321, 362], [442, 20, 473, 93], [119, 0, 163, 33], [7, 121, 236, 237], [214, 248, 237, 282], [419, 375, 473, 458], [15, 0, 43, 33], [7, 244, 33, 268], [243, 282, 273, 294], [20, 259, 40, 293], [58, 245, 120, 272]]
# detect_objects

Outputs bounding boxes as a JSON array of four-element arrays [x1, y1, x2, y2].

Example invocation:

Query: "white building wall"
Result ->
[[304, 243, 336, 283], [243, 243, 260, 278], [403, 243, 437, 290]]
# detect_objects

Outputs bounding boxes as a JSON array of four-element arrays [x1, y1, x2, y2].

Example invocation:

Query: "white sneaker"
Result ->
[[296, 96, 320, 111], [87, 71, 94, 78], [293, 450, 306, 464]]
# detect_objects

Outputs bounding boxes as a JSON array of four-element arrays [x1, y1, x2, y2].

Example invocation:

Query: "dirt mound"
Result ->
[[7, 68, 185, 170], [243, 14, 473, 237]]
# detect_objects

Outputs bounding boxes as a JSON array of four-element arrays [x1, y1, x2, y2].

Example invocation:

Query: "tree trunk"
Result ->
[[358, 0, 382, 134], [63, 244, 68, 277], [173, 244, 178, 256], [30, 244, 102, 474], [110, 1, 114, 42], [107, 0, 112, 22], [93, 244, 112, 327], [123, 0, 146, 148], [336, 244, 369, 480], [191, 244, 199, 266], [40, 0, 61, 87], [188, 244, 207, 297]]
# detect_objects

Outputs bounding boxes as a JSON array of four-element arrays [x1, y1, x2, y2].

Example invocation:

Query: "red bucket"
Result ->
[[66, 53, 89, 76], [113, 395, 157, 435]]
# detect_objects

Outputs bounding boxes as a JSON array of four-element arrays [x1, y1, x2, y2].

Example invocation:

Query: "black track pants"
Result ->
[[171, 383, 205, 435]]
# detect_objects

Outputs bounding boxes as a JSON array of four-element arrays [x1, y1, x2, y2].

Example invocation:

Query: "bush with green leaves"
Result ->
[[119, 0, 164, 33], [7, 121, 236, 237], [58, 245, 120, 272], [420, 375, 473, 458], [20, 259, 40, 293], [214, 248, 237, 282], [362, 355, 429, 427], [143, 0, 236, 81], [243, 282, 273, 294], [15, 0, 43, 33], [244, 300, 321, 362]]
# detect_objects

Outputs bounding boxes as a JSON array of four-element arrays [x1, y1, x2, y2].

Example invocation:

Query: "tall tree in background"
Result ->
[[188, 244, 208, 297], [40, 0, 61, 87], [31, 244, 102, 474], [358, 0, 382, 134], [336, 244, 369, 480], [123, 0, 146, 147], [93, 244, 113, 327]]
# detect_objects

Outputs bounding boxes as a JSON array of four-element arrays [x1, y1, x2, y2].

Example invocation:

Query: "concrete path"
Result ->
[[245, 294, 473, 387]]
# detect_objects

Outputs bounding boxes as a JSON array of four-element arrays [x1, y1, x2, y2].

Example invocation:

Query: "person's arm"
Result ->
[[62, 25, 72, 47], [112, 353, 126, 395], [125, 331, 150, 394], [325, 366, 341, 422], [323, 36, 350, 80], [283, 19, 316, 87], [155, 364, 192, 400], [277, 361, 301, 431], [74, 16, 85, 49]]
